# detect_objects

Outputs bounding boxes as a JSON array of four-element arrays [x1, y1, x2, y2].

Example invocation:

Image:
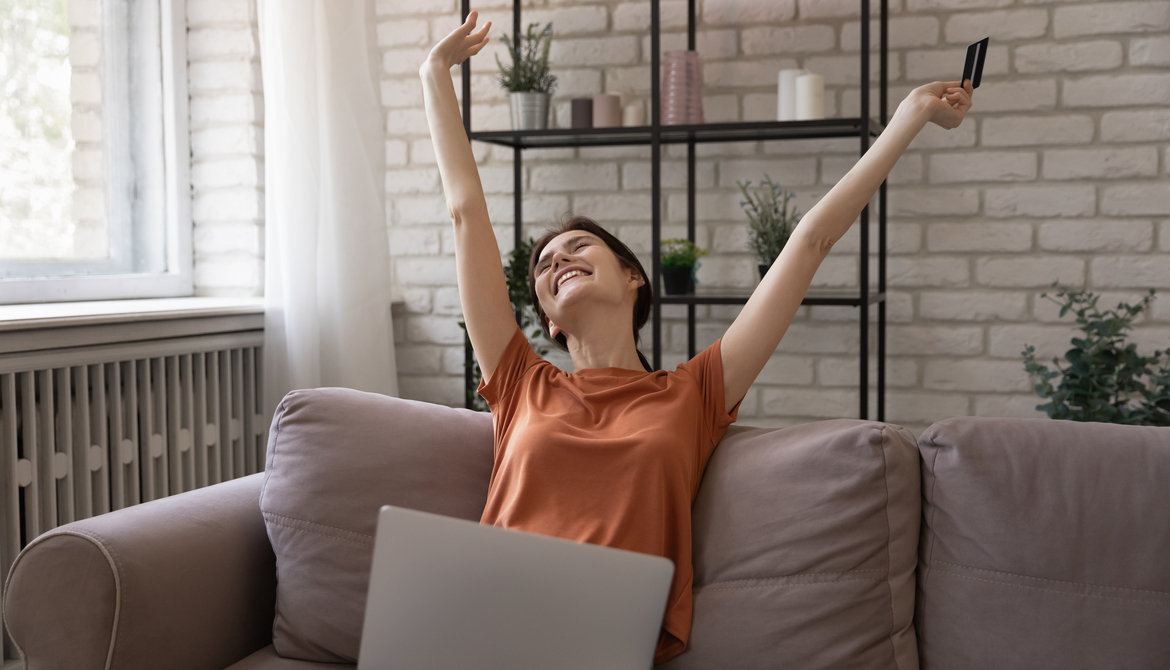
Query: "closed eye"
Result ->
[[537, 240, 590, 275]]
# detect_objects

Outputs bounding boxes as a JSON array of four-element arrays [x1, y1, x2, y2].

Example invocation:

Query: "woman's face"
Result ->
[[533, 230, 644, 341]]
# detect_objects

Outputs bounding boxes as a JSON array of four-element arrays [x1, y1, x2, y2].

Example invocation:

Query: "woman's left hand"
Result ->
[[907, 79, 974, 130]]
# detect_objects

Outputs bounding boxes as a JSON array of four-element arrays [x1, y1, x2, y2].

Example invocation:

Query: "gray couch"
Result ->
[[5, 388, 1169, 669]]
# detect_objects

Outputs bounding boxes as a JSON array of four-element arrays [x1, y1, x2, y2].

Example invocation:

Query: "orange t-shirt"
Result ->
[[476, 325, 741, 665]]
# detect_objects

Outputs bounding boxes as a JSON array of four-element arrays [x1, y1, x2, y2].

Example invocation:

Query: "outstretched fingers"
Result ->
[[458, 20, 491, 62], [468, 20, 491, 49]]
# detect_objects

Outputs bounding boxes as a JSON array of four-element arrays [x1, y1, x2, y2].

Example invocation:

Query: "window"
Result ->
[[0, 0, 190, 303]]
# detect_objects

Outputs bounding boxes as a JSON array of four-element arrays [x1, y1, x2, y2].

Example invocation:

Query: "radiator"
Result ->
[[0, 302, 266, 665]]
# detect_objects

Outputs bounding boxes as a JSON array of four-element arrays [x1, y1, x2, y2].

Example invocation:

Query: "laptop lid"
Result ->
[[357, 505, 675, 670]]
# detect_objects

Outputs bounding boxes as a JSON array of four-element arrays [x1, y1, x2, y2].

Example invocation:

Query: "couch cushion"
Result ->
[[260, 389, 494, 662], [226, 645, 352, 669], [660, 420, 921, 670], [916, 417, 1170, 670]]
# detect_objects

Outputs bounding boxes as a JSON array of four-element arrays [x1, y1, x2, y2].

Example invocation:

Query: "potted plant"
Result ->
[[738, 175, 802, 279], [1022, 283, 1170, 425], [496, 22, 558, 131], [660, 238, 708, 295]]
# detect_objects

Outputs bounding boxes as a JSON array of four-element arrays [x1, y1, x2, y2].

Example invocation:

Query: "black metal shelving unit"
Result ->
[[461, 0, 889, 420]]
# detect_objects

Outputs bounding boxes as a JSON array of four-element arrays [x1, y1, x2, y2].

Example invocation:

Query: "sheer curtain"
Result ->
[[259, 0, 398, 417]]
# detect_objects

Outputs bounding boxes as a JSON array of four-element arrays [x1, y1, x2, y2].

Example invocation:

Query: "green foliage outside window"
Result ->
[[1, 0, 75, 258], [1022, 283, 1170, 426]]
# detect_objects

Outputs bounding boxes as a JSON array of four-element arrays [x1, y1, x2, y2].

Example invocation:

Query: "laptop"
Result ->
[[357, 505, 676, 670]]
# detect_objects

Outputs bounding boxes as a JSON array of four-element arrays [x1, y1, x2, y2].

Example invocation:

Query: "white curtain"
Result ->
[[259, 0, 398, 417]]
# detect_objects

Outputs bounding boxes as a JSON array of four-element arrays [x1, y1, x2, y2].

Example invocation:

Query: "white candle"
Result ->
[[777, 69, 807, 121], [795, 72, 824, 120], [622, 102, 645, 127]]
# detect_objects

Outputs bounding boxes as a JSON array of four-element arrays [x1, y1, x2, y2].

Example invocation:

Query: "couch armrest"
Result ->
[[3, 473, 276, 670]]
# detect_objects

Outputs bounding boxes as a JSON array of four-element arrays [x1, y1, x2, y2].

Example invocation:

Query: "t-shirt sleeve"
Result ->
[[677, 337, 742, 461], [476, 325, 542, 422]]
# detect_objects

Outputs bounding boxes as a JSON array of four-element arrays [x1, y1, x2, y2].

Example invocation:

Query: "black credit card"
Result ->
[[962, 37, 988, 88]]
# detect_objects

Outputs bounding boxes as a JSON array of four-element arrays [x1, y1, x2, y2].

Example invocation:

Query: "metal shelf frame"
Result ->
[[460, 0, 889, 420]]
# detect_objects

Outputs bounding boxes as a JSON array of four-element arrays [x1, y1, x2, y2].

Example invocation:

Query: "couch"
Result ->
[[5, 388, 1169, 669]]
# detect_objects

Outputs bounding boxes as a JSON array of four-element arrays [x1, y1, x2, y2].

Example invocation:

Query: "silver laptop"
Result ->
[[357, 505, 675, 670]]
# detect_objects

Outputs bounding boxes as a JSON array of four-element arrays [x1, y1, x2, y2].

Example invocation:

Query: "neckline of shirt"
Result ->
[[570, 366, 654, 377]]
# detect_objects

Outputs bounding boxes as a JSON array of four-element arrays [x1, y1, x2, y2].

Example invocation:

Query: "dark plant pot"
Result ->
[[662, 266, 694, 295], [758, 263, 770, 279]]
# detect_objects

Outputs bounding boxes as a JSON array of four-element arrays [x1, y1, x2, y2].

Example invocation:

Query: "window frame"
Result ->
[[1, 0, 192, 305]]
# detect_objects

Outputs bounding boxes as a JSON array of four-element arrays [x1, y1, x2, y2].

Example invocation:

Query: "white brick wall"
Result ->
[[68, 0, 106, 258], [371, 0, 1170, 435], [188, 0, 265, 296]]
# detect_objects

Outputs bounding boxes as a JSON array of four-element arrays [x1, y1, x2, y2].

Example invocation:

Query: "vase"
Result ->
[[662, 266, 694, 295], [510, 92, 551, 130], [758, 263, 770, 280], [661, 50, 703, 125]]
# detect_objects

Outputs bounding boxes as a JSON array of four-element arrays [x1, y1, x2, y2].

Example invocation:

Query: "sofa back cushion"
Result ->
[[916, 417, 1170, 669], [262, 389, 921, 669], [660, 420, 921, 670], [260, 388, 493, 662]]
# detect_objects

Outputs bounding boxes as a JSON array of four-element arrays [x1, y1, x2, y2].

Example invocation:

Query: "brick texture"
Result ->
[[363, 0, 1170, 431], [188, 0, 264, 297]]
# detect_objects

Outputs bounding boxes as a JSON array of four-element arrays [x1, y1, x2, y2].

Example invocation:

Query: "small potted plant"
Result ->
[[660, 238, 707, 295], [496, 22, 557, 131], [738, 174, 801, 279]]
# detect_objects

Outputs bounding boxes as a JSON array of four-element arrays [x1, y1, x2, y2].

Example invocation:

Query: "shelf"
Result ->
[[460, 0, 889, 417], [469, 117, 886, 149], [657, 287, 885, 306]]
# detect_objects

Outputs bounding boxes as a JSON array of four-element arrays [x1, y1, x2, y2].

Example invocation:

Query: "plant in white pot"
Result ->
[[738, 174, 801, 279], [496, 22, 558, 131]]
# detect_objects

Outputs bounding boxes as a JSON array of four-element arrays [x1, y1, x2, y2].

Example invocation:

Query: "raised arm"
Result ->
[[420, 12, 517, 383], [719, 80, 975, 412]]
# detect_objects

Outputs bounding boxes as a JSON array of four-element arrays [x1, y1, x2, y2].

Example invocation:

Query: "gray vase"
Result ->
[[510, 91, 551, 131]]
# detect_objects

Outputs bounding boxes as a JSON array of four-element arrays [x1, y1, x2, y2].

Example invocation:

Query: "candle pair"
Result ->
[[777, 69, 824, 121], [571, 95, 624, 129]]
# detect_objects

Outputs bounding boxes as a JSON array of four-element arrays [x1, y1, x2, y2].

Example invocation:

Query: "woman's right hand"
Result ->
[[422, 10, 492, 74]]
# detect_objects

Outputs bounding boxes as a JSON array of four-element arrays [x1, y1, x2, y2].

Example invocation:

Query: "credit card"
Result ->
[[961, 37, 989, 88]]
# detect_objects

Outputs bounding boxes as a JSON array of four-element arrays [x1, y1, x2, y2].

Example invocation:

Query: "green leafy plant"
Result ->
[[494, 22, 558, 95], [459, 237, 551, 411], [660, 238, 708, 269], [1022, 283, 1170, 426], [737, 175, 801, 267]]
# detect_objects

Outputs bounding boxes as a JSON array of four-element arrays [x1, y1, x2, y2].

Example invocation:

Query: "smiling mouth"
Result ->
[[555, 269, 591, 295]]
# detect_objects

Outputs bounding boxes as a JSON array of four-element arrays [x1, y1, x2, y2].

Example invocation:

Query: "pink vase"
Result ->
[[661, 50, 703, 125]]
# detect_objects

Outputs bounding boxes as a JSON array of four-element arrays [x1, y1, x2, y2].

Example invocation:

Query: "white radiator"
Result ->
[[0, 299, 266, 665]]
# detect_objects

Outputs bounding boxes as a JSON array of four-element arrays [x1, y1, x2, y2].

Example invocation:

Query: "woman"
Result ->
[[420, 12, 973, 665]]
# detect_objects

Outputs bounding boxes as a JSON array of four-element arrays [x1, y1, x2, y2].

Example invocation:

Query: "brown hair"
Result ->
[[528, 216, 654, 372]]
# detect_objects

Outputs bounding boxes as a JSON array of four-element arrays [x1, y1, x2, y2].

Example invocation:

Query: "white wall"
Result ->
[[188, 0, 265, 296]]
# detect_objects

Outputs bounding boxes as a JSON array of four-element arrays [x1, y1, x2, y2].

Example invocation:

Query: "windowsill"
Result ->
[[0, 296, 265, 332]]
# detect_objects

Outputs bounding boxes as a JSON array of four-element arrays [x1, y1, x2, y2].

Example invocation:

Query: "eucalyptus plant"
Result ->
[[459, 237, 551, 411], [495, 22, 558, 95], [738, 175, 801, 267], [1022, 283, 1170, 426]]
